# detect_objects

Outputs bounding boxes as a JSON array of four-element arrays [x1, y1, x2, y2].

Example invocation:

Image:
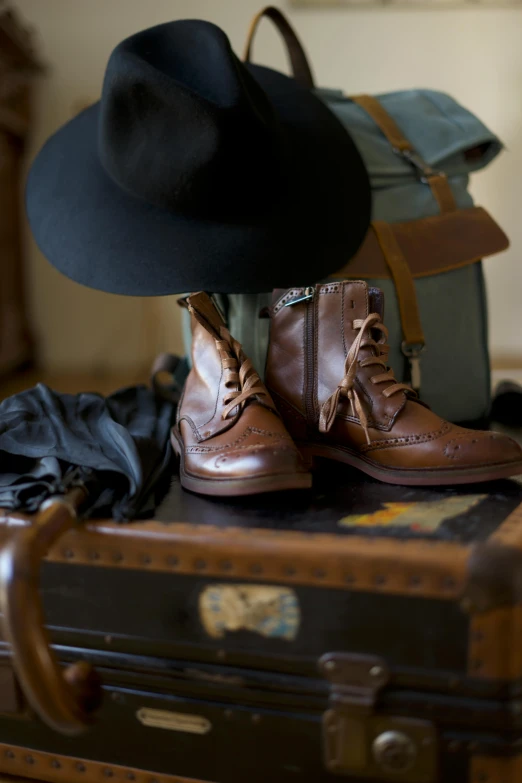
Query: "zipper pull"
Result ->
[[283, 287, 315, 307]]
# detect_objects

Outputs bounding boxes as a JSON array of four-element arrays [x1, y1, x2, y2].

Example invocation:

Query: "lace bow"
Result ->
[[319, 313, 412, 444]]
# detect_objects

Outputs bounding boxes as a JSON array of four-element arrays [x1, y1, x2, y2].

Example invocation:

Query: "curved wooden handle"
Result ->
[[243, 6, 315, 89], [0, 491, 102, 736]]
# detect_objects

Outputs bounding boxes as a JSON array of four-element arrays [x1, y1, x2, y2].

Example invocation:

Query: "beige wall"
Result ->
[[15, 0, 522, 370]]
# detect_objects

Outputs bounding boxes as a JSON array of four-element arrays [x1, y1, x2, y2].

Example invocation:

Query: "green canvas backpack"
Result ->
[[182, 6, 509, 425]]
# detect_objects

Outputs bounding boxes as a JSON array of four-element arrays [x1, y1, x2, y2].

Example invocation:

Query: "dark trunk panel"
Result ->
[[0, 649, 518, 783], [40, 564, 469, 678]]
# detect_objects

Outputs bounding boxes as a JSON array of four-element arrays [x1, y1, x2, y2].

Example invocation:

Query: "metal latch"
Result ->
[[320, 653, 437, 782], [392, 147, 445, 185]]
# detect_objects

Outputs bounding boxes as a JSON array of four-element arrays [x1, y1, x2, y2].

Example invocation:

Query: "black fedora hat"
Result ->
[[26, 20, 371, 296]]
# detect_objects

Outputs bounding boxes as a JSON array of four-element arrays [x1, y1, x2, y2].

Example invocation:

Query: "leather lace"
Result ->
[[319, 313, 412, 444], [218, 326, 271, 420]]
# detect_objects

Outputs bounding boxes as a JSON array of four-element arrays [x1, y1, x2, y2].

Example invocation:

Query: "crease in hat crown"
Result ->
[[97, 19, 284, 218]]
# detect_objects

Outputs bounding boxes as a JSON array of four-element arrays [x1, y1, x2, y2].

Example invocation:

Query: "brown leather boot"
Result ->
[[171, 292, 312, 496], [266, 281, 522, 486]]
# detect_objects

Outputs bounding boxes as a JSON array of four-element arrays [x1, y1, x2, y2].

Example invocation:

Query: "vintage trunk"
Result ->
[[0, 467, 522, 783]]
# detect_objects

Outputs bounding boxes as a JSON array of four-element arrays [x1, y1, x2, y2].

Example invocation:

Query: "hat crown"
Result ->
[[98, 21, 283, 218]]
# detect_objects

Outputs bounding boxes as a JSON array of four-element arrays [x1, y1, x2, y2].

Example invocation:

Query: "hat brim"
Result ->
[[26, 64, 371, 296]]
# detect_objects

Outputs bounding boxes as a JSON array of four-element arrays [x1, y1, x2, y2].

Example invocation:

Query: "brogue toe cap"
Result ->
[[185, 440, 308, 481], [443, 430, 522, 468], [207, 442, 306, 480]]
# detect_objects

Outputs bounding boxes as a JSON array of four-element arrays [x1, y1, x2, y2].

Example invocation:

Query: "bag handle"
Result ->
[[243, 6, 315, 90], [351, 94, 456, 214], [0, 489, 102, 736]]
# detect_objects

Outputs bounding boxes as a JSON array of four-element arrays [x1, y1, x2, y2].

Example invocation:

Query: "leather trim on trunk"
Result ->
[[0, 743, 212, 783]]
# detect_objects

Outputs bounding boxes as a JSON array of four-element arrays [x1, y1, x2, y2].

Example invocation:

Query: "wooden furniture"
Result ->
[[0, 4, 41, 376]]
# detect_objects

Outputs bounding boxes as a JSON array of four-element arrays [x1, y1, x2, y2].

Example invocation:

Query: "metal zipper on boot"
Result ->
[[283, 287, 315, 307], [304, 293, 317, 426]]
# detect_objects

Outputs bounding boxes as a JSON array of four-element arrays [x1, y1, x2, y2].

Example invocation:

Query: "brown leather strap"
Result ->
[[351, 94, 456, 214], [330, 207, 509, 281], [351, 95, 412, 153], [243, 6, 315, 89], [371, 221, 425, 348], [429, 173, 457, 213]]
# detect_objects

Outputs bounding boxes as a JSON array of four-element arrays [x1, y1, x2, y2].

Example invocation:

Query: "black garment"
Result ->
[[491, 381, 522, 428], [25, 19, 370, 296], [0, 384, 175, 521]]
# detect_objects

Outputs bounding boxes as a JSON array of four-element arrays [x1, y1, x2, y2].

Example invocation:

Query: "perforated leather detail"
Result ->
[[361, 421, 453, 452], [185, 426, 292, 454]]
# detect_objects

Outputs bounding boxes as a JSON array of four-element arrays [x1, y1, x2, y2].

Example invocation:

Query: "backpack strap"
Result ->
[[346, 94, 459, 392], [370, 221, 426, 392], [351, 94, 456, 214], [243, 6, 315, 90], [371, 222, 425, 344]]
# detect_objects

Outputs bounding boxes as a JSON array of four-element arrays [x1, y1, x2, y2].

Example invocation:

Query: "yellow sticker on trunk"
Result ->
[[339, 495, 487, 532], [199, 584, 300, 641]]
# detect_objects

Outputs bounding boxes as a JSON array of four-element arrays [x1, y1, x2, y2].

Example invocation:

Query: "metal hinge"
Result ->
[[319, 653, 437, 782]]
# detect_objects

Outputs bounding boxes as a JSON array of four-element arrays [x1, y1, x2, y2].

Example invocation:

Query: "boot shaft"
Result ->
[[180, 292, 277, 442], [266, 281, 404, 432], [179, 292, 242, 440]]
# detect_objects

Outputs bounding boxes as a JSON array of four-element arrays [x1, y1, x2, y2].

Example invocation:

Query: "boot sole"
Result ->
[[297, 441, 522, 487], [171, 429, 312, 497]]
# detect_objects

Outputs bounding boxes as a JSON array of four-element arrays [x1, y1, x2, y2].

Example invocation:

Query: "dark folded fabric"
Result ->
[[491, 381, 522, 428], [0, 383, 176, 521]]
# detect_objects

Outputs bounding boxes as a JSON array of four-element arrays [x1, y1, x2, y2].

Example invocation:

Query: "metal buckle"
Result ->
[[401, 341, 426, 359], [320, 653, 437, 781], [401, 342, 426, 396], [393, 147, 445, 185]]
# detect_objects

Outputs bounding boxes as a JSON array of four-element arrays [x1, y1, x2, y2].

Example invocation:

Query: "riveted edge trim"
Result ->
[[27, 520, 470, 599], [0, 743, 214, 783], [471, 754, 522, 783], [468, 605, 522, 681]]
